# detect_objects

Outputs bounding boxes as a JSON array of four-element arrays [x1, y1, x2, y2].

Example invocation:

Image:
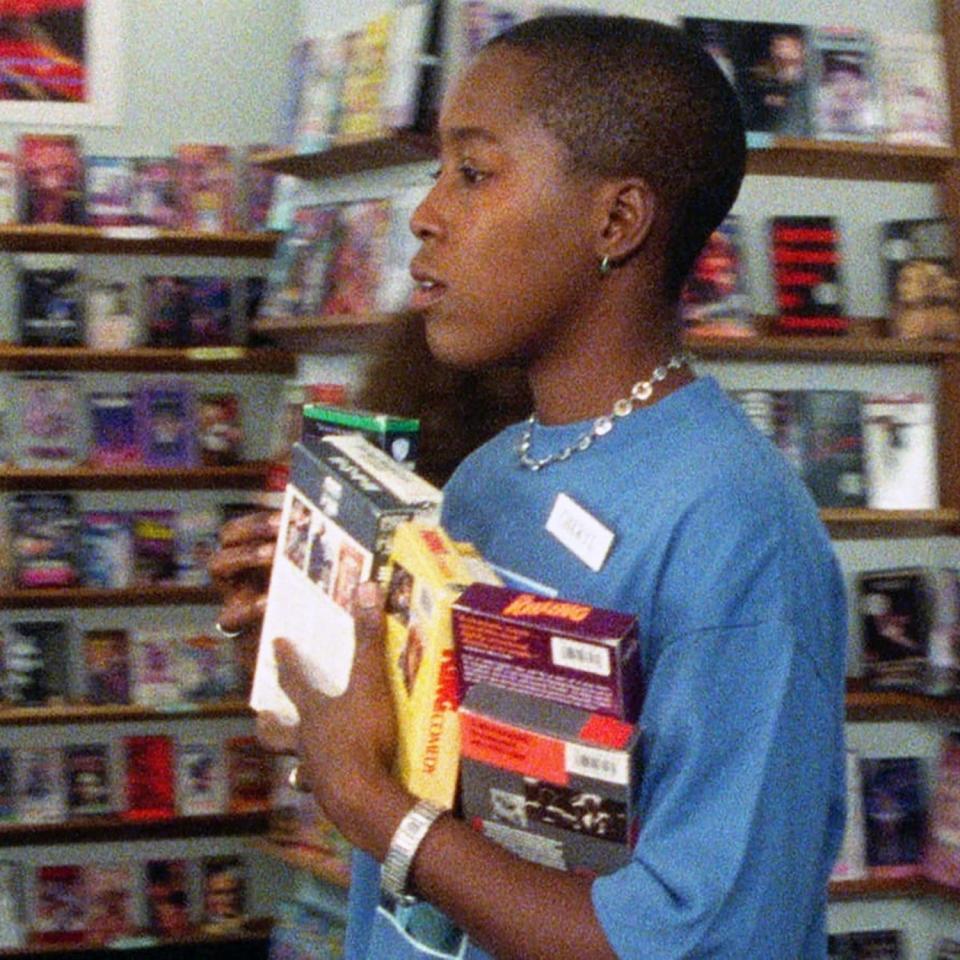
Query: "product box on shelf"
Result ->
[[84, 863, 136, 945], [452, 583, 643, 723], [860, 755, 925, 878], [251, 433, 442, 724], [144, 859, 192, 938], [123, 735, 175, 821], [12, 374, 86, 468], [0, 860, 24, 948], [85, 155, 136, 227], [64, 743, 114, 817], [857, 566, 959, 695], [15, 747, 67, 824], [459, 683, 643, 876], [177, 740, 227, 816], [383, 519, 500, 807], [862, 392, 938, 511], [32, 863, 85, 945], [82, 629, 131, 705], [2, 620, 70, 705], [200, 855, 247, 931], [17, 133, 84, 226], [923, 731, 960, 888], [9, 494, 80, 589], [17, 261, 84, 347]]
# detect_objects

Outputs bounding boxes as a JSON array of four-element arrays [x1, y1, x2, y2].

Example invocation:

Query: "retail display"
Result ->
[[0, 206, 293, 955]]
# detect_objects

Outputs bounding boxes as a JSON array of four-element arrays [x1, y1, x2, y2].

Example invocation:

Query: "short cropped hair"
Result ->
[[485, 15, 746, 299]]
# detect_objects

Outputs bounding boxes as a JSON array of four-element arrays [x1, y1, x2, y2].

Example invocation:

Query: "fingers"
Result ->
[[216, 587, 267, 635], [352, 582, 385, 650], [219, 509, 281, 548], [208, 541, 276, 582], [255, 711, 299, 754]]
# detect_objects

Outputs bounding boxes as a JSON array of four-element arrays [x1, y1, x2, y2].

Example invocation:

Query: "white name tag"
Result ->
[[545, 493, 614, 572]]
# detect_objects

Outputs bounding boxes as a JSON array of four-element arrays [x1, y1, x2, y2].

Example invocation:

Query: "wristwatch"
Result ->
[[380, 799, 447, 906]]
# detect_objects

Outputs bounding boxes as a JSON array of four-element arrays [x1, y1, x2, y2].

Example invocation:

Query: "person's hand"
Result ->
[[275, 580, 399, 848], [208, 508, 279, 630], [208, 509, 280, 688]]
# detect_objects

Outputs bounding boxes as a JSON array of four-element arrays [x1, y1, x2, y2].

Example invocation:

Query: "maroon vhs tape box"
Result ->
[[459, 683, 643, 876], [451, 583, 642, 722]]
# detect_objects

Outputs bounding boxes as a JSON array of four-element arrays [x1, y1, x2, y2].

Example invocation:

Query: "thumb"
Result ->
[[352, 581, 385, 650], [275, 636, 312, 708]]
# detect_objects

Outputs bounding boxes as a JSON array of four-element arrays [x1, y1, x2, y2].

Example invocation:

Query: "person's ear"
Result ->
[[596, 179, 657, 268]]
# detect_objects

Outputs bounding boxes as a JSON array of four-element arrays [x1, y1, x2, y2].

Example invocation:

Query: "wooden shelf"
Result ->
[[0, 343, 296, 373], [251, 132, 436, 178], [252, 310, 400, 352], [846, 681, 960, 722], [822, 508, 960, 538], [0, 810, 270, 847], [258, 838, 960, 904], [0, 700, 252, 726], [247, 837, 351, 888], [252, 313, 959, 363], [686, 331, 959, 363], [0, 585, 220, 609], [0, 461, 272, 491], [0, 224, 279, 258], [746, 139, 957, 181], [253, 136, 955, 184], [828, 874, 938, 901], [1, 686, 954, 728], [0, 917, 274, 956]]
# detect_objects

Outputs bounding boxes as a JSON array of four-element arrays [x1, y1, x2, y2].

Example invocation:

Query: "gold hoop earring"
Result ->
[[599, 255, 613, 276]]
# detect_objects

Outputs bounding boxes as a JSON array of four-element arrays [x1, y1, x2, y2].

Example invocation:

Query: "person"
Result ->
[[211, 14, 847, 959]]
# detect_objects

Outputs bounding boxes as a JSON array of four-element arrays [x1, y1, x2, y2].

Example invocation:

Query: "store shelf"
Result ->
[[0, 344, 296, 373], [248, 837, 351, 888], [0, 585, 220, 609], [822, 508, 960, 538], [686, 330, 959, 363], [252, 310, 401, 352], [252, 312, 959, 362], [845, 681, 960, 722], [0, 917, 274, 956], [0, 461, 273, 491], [0, 810, 270, 848], [0, 224, 279, 258], [0, 701, 252, 727], [828, 875, 936, 901], [745, 139, 957, 182], [251, 131, 436, 178], [253, 136, 956, 185]]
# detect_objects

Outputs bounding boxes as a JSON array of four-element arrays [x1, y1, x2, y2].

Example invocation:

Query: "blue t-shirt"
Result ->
[[345, 376, 847, 960]]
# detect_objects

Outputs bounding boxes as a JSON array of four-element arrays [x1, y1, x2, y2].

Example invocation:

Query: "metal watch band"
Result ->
[[380, 799, 447, 906]]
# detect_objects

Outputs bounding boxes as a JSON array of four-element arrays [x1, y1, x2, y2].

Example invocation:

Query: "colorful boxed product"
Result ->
[[459, 683, 643, 876], [383, 519, 500, 807], [302, 403, 420, 468], [452, 583, 643, 723], [251, 434, 441, 724]]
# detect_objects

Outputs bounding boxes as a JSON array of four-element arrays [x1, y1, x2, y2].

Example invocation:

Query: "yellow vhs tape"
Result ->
[[383, 519, 500, 808]]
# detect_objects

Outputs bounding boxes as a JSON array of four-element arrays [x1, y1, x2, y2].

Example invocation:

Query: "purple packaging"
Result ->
[[451, 583, 643, 723]]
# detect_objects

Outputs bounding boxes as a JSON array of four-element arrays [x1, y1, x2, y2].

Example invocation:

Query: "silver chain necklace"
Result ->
[[516, 351, 691, 471]]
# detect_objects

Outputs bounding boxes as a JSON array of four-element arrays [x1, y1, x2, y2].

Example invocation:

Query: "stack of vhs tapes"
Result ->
[[451, 583, 644, 876]]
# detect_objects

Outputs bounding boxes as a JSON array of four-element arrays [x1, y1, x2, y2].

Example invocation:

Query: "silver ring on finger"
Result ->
[[215, 621, 244, 640], [288, 762, 312, 793]]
